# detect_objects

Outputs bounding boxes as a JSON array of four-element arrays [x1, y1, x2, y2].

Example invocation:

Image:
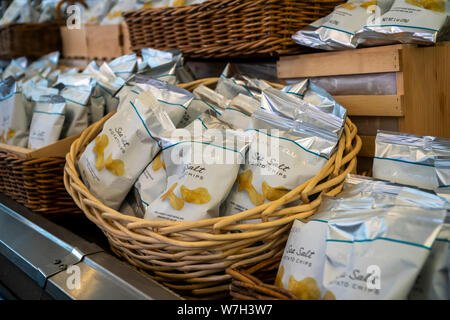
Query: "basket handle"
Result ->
[[56, 0, 88, 23]]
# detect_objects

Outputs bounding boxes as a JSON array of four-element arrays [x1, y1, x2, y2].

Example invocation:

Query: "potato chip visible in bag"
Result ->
[[435, 157, 450, 200], [28, 95, 66, 149], [292, 0, 395, 50], [133, 152, 168, 214], [193, 84, 228, 116], [78, 90, 175, 210], [282, 80, 347, 120], [277, 185, 447, 300], [89, 62, 125, 114]]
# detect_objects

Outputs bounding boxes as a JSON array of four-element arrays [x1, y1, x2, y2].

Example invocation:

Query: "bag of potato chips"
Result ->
[[0, 77, 29, 147], [78, 90, 174, 210], [261, 87, 345, 137], [223, 109, 339, 218], [276, 192, 446, 300], [144, 128, 249, 222], [373, 130, 450, 190], [28, 95, 66, 149], [134, 112, 232, 215]]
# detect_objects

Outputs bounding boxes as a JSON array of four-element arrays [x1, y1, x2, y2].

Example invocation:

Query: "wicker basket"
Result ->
[[227, 257, 297, 299], [0, 23, 62, 59], [0, 135, 82, 214], [123, 0, 345, 59], [64, 78, 362, 298]]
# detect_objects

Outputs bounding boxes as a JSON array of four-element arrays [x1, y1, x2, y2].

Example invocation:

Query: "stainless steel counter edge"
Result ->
[[0, 194, 181, 300]]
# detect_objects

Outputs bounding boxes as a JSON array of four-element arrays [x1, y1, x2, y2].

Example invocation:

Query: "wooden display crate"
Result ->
[[60, 23, 132, 60], [278, 42, 450, 173]]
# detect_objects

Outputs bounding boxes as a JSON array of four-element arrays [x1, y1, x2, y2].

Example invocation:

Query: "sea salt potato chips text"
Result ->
[[78, 90, 175, 210]]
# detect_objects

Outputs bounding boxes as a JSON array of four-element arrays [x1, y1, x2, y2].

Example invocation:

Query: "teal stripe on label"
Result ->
[[364, 25, 439, 32], [225, 107, 247, 116], [0, 91, 20, 101], [311, 219, 328, 224], [246, 128, 329, 160], [435, 238, 450, 243], [286, 91, 304, 98], [157, 99, 187, 110], [198, 118, 208, 129], [129, 101, 159, 144], [134, 186, 149, 207], [320, 25, 355, 35], [374, 156, 434, 167], [91, 95, 102, 99], [131, 90, 140, 95], [327, 237, 431, 250], [438, 185, 450, 188], [231, 78, 254, 97], [163, 140, 244, 159], [34, 110, 64, 116], [64, 97, 88, 107]]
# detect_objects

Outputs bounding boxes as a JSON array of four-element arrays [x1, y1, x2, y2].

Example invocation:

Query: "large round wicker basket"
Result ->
[[64, 78, 362, 298]]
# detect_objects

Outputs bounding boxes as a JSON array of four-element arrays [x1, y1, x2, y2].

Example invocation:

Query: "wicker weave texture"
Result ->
[[124, 0, 344, 58], [227, 257, 297, 299], [0, 23, 62, 59]]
